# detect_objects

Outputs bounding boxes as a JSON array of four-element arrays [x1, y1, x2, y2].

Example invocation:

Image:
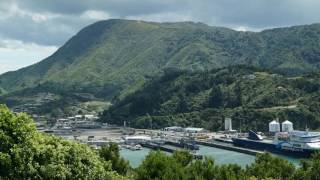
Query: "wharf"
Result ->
[[195, 140, 263, 156], [141, 143, 177, 153], [165, 140, 200, 150], [214, 138, 233, 144], [141, 143, 203, 159]]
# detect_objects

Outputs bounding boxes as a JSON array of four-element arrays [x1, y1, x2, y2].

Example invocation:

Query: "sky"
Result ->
[[1, 0, 320, 74]]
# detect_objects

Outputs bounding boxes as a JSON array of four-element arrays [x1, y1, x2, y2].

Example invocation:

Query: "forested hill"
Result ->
[[1, 19, 320, 100], [101, 66, 320, 131]]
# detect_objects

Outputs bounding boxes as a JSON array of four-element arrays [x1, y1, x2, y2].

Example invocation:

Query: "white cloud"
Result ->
[[0, 39, 57, 74], [81, 10, 110, 20], [0, 1, 59, 22]]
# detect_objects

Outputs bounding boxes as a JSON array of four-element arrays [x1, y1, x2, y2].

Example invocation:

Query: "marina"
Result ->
[[39, 115, 316, 168], [42, 125, 305, 167]]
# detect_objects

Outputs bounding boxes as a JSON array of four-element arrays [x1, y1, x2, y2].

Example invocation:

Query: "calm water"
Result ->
[[197, 145, 255, 167], [120, 145, 302, 168], [120, 148, 151, 168]]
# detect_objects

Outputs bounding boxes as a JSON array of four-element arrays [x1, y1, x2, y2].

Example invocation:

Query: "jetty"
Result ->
[[165, 140, 200, 150], [141, 142, 203, 159], [195, 140, 263, 156]]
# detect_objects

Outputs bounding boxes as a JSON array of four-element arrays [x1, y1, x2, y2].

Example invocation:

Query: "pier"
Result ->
[[141, 142, 203, 159], [165, 140, 200, 150], [195, 140, 263, 156], [213, 138, 233, 144]]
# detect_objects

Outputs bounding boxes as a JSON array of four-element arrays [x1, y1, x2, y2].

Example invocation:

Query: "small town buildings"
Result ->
[[185, 127, 206, 133], [124, 135, 151, 144], [164, 126, 184, 132]]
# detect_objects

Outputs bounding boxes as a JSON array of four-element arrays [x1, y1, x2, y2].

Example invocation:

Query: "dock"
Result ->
[[141, 142, 203, 159], [165, 140, 200, 150], [195, 140, 263, 156], [214, 138, 233, 144], [141, 143, 176, 153]]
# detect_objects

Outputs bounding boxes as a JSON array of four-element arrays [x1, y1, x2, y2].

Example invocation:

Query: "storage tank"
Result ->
[[269, 120, 280, 133], [224, 118, 232, 131], [282, 120, 293, 132]]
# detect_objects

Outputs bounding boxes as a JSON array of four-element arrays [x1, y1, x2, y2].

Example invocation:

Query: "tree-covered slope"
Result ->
[[0, 19, 320, 100], [102, 66, 320, 131]]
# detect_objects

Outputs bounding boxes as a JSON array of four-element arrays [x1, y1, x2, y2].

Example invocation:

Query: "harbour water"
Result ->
[[120, 148, 151, 168], [120, 145, 302, 168]]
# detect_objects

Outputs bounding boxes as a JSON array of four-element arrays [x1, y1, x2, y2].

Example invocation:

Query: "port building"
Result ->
[[185, 127, 206, 133], [124, 135, 151, 144], [164, 126, 184, 132]]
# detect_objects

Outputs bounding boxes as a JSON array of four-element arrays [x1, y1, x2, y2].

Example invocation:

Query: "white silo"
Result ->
[[282, 120, 293, 132], [269, 120, 280, 133], [224, 118, 232, 131]]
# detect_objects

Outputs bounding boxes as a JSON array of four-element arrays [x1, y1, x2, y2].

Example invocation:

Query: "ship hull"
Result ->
[[232, 138, 315, 158]]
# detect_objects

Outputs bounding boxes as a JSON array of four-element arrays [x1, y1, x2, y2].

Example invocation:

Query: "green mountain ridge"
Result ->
[[102, 66, 320, 131], [0, 19, 320, 116], [1, 20, 320, 95]]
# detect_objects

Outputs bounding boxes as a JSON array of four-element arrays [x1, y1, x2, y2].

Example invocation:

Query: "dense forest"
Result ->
[[102, 66, 320, 131], [2, 104, 320, 180]]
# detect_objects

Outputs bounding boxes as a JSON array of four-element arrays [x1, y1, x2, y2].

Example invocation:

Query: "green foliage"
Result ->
[[99, 143, 130, 175], [186, 157, 219, 180], [0, 105, 125, 180], [291, 152, 320, 180], [135, 151, 187, 180], [103, 66, 320, 131], [246, 153, 295, 179], [173, 150, 193, 166], [208, 85, 223, 108]]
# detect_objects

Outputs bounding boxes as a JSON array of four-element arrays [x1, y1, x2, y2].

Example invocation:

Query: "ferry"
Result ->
[[232, 130, 320, 157]]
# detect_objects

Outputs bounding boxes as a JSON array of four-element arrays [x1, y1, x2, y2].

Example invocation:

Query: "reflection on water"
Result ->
[[120, 145, 303, 168]]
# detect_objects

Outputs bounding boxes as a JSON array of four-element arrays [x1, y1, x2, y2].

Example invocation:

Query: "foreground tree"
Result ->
[[245, 153, 295, 179], [135, 151, 187, 180], [0, 105, 125, 180], [186, 157, 218, 180], [172, 150, 193, 166], [99, 143, 130, 175], [292, 152, 320, 180]]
